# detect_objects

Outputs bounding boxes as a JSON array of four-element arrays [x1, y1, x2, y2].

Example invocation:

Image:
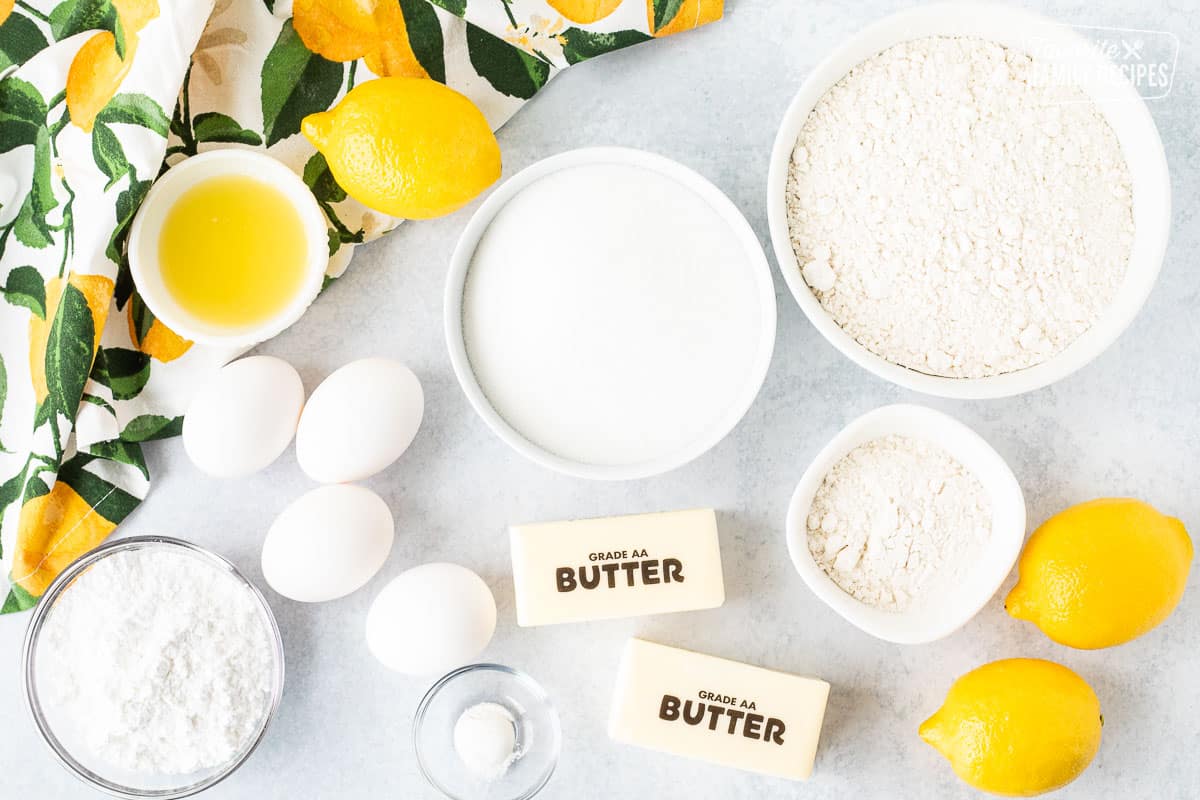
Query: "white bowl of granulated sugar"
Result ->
[[785, 404, 1026, 644], [767, 2, 1171, 399]]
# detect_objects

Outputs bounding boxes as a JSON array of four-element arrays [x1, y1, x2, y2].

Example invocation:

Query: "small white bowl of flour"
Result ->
[[785, 404, 1025, 644], [767, 2, 1170, 398], [22, 537, 284, 797]]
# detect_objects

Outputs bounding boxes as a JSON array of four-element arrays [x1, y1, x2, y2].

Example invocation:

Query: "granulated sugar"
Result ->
[[786, 36, 1134, 378], [463, 162, 766, 467], [806, 435, 991, 611]]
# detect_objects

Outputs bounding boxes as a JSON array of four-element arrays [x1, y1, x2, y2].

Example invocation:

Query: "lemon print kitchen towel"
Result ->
[[0, 0, 723, 613]]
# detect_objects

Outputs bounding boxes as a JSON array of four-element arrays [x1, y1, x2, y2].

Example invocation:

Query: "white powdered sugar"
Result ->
[[786, 36, 1134, 378], [38, 547, 275, 774], [806, 435, 991, 611]]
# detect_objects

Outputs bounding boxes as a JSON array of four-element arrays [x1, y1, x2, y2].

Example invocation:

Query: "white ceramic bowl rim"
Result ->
[[128, 149, 329, 348], [785, 404, 1027, 644], [21, 536, 286, 799], [766, 1, 1171, 399], [445, 146, 778, 481]]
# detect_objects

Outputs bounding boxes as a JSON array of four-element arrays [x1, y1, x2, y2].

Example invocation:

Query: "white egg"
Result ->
[[183, 356, 304, 478], [366, 563, 496, 675], [263, 484, 394, 602], [295, 357, 423, 483]]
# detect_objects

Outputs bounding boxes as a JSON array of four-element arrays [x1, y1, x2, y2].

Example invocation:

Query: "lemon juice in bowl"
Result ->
[[128, 150, 328, 347], [157, 175, 309, 328]]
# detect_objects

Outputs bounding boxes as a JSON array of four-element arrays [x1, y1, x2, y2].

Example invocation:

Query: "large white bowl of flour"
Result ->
[[767, 2, 1170, 398], [447, 147, 776, 480]]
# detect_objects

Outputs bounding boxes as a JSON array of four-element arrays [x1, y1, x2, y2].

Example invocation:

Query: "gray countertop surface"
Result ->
[[3, 1, 1198, 797]]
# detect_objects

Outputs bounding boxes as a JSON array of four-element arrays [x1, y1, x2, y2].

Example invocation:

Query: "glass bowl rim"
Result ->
[[20, 535, 286, 799], [412, 663, 562, 800]]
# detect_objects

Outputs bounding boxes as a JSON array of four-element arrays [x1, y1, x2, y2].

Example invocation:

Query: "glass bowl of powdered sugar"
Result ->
[[22, 536, 284, 798]]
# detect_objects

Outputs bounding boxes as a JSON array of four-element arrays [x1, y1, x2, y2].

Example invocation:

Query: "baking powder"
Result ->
[[38, 547, 275, 774], [453, 701, 520, 780], [806, 435, 991, 610], [786, 36, 1134, 378]]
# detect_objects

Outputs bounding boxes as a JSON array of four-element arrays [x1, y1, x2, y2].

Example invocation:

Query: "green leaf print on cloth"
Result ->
[[561, 27, 651, 65], [44, 282, 95, 417], [97, 93, 171, 135], [0, 77, 48, 147], [192, 111, 263, 145], [91, 120, 129, 186], [398, 0, 446, 82], [119, 414, 183, 441], [260, 19, 344, 147], [2, 266, 47, 318], [91, 347, 152, 401], [427, 0, 466, 16], [0, 0, 724, 611], [467, 21, 551, 98], [50, 0, 128, 57], [0, 11, 49, 70], [651, 0, 685, 32]]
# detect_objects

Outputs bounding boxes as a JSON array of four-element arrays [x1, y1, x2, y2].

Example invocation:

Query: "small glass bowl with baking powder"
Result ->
[[21, 536, 286, 799], [414, 664, 561, 800]]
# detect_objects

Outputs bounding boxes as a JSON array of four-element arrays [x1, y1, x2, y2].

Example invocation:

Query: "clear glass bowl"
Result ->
[[414, 664, 561, 800], [21, 536, 285, 799]]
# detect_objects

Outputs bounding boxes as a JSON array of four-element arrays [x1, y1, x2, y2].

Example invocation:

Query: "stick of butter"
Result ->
[[509, 509, 724, 626], [608, 638, 830, 781]]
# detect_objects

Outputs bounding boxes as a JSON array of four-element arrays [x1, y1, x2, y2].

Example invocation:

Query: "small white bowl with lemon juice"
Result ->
[[129, 150, 329, 348]]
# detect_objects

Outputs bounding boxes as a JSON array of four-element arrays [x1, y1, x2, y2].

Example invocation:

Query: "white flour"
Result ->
[[786, 36, 1134, 378], [39, 547, 275, 774], [806, 435, 991, 610]]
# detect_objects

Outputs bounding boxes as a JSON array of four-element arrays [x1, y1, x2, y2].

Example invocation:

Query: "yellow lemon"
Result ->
[[547, 0, 622, 24], [362, 0, 428, 79], [920, 658, 1102, 797], [302, 78, 500, 220], [65, 0, 157, 131], [1006, 498, 1192, 649], [114, 0, 159, 32], [14, 481, 118, 597], [293, 0, 428, 77], [127, 297, 192, 363], [293, 0, 380, 62], [647, 0, 722, 37], [66, 32, 137, 132], [1, 0, 14, 25]]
